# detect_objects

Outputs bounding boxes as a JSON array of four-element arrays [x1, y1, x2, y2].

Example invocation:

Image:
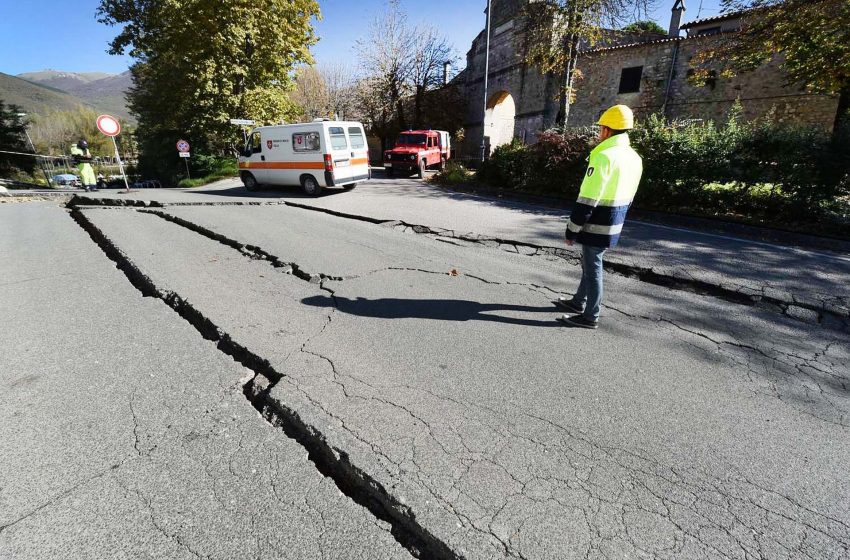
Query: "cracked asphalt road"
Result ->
[[3, 180, 849, 559], [0, 203, 411, 560], [72, 176, 850, 323]]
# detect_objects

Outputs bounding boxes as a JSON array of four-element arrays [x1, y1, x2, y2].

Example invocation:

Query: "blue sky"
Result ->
[[0, 0, 724, 76]]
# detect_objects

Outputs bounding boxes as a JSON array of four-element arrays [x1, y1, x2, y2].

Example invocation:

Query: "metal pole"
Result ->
[[479, 0, 492, 164], [184, 157, 191, 180], [112, 136, 130, 192]]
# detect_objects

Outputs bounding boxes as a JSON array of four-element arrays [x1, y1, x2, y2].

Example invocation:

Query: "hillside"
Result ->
[[18, 69, 134, 122], [18, 70, 113, 92], [63, 71, 133, 121], [0, 71, 88, 114]]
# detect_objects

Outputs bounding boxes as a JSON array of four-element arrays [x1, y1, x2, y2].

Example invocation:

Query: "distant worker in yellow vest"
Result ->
[[71, 139, 98, 192], [556, 105, 643, 329]]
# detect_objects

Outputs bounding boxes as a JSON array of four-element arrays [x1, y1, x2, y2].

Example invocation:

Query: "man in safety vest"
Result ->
[[70, 139, 97, 192], [556, 105, 643, 329]]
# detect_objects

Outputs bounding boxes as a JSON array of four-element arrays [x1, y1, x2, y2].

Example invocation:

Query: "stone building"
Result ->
[[458, 0, 840, 157]]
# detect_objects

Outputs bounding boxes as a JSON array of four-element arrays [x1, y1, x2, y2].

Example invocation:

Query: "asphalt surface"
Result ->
[[0, 203, 411, 559], [73, 174, 850, 323], [3, 177, 849, 559]]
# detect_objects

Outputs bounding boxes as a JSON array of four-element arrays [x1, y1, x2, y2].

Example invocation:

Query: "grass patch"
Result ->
[[177, 173, 236, 188]]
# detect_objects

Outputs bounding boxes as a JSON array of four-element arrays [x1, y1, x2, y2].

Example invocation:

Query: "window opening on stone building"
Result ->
[[618, 66, 643, 94]]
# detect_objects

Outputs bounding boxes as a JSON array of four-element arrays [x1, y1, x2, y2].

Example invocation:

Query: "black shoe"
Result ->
[[556, 314, 598, 329], [554, 297, 584, 314]]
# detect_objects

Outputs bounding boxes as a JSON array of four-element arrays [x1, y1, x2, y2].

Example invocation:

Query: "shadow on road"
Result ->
[[191, 185, 348, 199], [302, 295, 563, 327]]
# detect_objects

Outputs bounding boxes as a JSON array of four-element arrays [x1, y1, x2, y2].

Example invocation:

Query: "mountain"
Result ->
[[60, 71, 133, 121], [0, 71, 88, 114], [18, 70, 113, 93], [12, 69, 134, 122]]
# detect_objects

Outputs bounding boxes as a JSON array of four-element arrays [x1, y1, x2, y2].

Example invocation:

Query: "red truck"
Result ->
[[383, 130, 451, 178]]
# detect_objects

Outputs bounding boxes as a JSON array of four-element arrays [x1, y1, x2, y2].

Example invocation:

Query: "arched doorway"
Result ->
[[484, 91, 516, 154]]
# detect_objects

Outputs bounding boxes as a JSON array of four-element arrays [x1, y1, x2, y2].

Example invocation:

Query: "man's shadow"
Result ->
[[302, 296, 562, 327]]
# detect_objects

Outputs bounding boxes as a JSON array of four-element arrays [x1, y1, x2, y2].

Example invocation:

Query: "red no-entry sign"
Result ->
[[96, 115, 121, 137]]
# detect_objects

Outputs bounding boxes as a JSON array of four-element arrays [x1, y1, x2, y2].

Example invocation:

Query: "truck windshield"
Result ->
[[396, 134, 426, 145]]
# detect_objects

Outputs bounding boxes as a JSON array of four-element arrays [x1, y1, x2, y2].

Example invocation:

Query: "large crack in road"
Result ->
[[68, 195, 850, 332], [65, 203, 850, 559], [70, 206, 455, 560]]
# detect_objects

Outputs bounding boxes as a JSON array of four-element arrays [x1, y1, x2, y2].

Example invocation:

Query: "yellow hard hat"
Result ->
[[597, 105, 635, 130]]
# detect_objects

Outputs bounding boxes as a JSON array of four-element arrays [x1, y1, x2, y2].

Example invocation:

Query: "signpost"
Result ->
[[230, 119, 255, 146], [96, 114, 130, 192], [176, 139, 191, 180]]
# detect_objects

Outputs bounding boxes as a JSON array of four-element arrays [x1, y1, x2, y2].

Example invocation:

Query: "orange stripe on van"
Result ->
[[239, 161, 325, 170], [350, 157, 369, 166]]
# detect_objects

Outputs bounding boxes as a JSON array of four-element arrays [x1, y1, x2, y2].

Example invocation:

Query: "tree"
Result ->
[[28, 106, 115, 156], [409, 25, 454, 128], [622, 20, 666, 35], [693, 0, 850, 136], [293, 66, 332, 121], [97, 0, 320, 180], [292, 63, 357, 121], [355, 1, 455, 143], [521, 0, 657, 125], [0, 101, 35, 176], [357, 0, 414, 132], [321, 62, 358, 120]]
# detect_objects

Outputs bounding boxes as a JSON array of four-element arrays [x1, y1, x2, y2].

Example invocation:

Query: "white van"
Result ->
[[238, 120, 371, 196]]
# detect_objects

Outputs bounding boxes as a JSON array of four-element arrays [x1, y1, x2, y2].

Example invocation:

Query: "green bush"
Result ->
[[478, 129, 594, 195], [430, 160, 475, 185], [631, 112, 849, 221], [175, 155, 238, 188], [479, 111, 850, 231], [528, 128, 595, 195], [478, 139, 532, 189]]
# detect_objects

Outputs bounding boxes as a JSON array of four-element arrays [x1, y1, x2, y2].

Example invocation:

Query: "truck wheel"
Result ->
[[417, 159, 426, 179], [242, 172, 259, 192], [301, 175, 323, 196]]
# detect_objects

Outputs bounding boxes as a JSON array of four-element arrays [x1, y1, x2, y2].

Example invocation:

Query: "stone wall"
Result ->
[[457, 1, 839, 155], [570, 35, 839, 130], [459, 0, 559, 156]]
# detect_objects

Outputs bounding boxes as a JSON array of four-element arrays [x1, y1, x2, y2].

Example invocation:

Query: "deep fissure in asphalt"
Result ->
[[68, 207, 458, 560], [68, 195, 849, 331]]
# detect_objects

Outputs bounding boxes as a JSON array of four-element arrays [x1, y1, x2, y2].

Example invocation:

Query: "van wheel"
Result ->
[[417, 159, 426, 179], [242, 172, 259, 191], [343, 183, 357, 190], [301, 175, 322, 196]]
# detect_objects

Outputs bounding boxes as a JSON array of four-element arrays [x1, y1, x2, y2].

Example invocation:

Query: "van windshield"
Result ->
[[396, 134, 426, 145]]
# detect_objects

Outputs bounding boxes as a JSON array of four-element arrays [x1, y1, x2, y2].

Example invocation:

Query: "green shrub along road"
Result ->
[[475, 109, 850, 237], [176, 154, 238, 188]]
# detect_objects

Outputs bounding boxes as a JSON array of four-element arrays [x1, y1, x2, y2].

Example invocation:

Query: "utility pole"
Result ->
[[479, 0, 492, 164]]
